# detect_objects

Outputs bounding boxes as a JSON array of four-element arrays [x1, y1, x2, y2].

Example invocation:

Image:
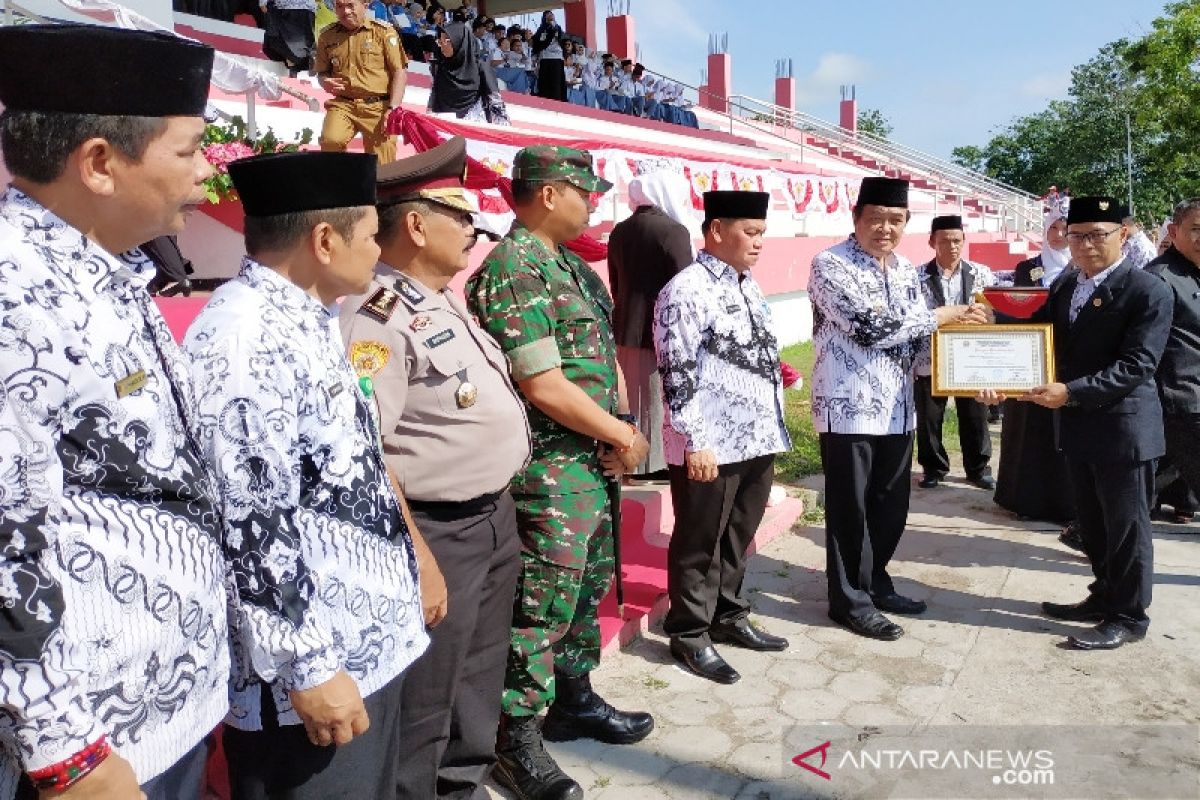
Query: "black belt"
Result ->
[[339, 94, 388, 103], [406, 489, 505, 517]]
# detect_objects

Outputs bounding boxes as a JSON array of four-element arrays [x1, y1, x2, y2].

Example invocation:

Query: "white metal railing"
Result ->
[[634, 68, 1040, 233], [727, 92, 1043, 233]]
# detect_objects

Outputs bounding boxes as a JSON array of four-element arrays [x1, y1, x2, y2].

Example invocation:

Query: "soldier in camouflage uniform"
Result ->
[[467, 145, 654, 800]]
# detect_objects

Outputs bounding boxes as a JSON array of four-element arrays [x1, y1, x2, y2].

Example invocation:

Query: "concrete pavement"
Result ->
[[487, 472, 1200, 799]]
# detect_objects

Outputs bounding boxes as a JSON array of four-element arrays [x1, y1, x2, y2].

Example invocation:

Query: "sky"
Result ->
[[515, 0, 1169, 159]]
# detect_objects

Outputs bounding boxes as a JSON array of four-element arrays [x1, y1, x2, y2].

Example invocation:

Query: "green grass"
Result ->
[[775, 340, 964, 485], [776, 341, 821, 482]]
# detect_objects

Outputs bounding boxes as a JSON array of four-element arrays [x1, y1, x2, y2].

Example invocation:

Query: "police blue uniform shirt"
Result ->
[[653, 250, 790, 466], [0, 188, 230, 789], [184, 258, 428, 731], [809, 235, 937, 435]]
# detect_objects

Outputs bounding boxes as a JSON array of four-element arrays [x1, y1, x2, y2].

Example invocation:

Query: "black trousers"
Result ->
[[535, 58, 566, 101], [664, 454, 776, 649], [223, 673, 405, 799], [820, 433, 914, 618], [397, 492, 521, 800], [913, 376, 992, 480], [1067, 458, 1155, 630], [1155, 414, 1200, 510]]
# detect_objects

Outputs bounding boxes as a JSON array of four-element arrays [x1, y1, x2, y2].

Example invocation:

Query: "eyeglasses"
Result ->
[[1066, 228, 1122, 246]]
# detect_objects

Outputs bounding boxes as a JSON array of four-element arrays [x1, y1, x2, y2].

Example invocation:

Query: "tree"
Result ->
[[1123, 0, 1200, 214], [950, 145, 987, 173], [856, 108, 893, 139], [949, 23, 1184, 224]]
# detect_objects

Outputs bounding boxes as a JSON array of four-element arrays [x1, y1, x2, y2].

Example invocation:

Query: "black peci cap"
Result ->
[[1066, 196, 1124, 225], [703, 190, 769, 221], [857, 176, 909, 209], [230, 152, 378, 217], [0, 24, 214, 116], [931, 215, 963, 233]]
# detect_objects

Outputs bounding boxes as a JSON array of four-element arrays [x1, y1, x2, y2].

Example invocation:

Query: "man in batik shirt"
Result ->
[[653, 190, 791, 686], [809, 177, 984, 642], [184, 151, 429, 799], [0, 25, 229, 800]]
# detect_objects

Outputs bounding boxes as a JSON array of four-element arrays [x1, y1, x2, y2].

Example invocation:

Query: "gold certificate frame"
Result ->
[[931, 324, 1055, 398]]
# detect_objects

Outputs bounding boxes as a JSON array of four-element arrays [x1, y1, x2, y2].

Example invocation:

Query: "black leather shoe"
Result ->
[[828, 609, 904, 640], [871, 593, 927, 616], [918, 475, 940, 488], [494, 715, 583, 800], [1042, 597, 1105, 622], [669, 641, 741, 684], [1059, 522, 1085, 553], [710, 618, 789, 651], [969, 475, 996, 491], [1066, 621, 1146, 651], [542, 670, 654, 744]]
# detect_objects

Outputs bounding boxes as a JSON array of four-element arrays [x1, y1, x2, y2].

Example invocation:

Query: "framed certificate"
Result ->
[[931, 324, 1055, 397]]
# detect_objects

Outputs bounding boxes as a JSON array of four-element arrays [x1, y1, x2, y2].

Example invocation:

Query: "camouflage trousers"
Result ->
[[502, 489, 613, 717]]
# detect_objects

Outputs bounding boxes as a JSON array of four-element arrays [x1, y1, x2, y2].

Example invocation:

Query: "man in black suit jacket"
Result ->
[[1145, 198, 1200, 521], [983, 196, 1174, 650]]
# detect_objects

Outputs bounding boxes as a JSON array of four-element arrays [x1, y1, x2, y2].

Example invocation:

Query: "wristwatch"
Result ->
[[617, 413, 637, 425]]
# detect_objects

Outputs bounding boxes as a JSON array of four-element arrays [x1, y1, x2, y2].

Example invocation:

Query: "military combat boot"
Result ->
[[542, 669, 655, 744], [494, 714, 583, 800]]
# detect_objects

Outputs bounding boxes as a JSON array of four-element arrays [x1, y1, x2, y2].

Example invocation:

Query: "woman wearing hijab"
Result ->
[[607, 171, 699, 477], [530, 10, 566, 101], [993, 207, 1077, 523], [428, 21, 510, 124]]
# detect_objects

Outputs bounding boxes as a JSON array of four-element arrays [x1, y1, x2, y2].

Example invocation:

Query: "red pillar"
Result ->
[[563, 0, 597, 51], [840, 98, 858, 134], [605, 14, 635, 60], [774, 76, 795, 121], [705, 52, 731, 113]]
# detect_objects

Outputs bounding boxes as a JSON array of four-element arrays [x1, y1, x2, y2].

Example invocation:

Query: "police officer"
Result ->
[[467, 146, 654, 800], [338, 137, 531, 800], [316, 0, 408, 162]]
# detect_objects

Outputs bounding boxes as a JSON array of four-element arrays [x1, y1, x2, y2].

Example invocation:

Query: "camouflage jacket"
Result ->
[[466, 224, 617, 496]]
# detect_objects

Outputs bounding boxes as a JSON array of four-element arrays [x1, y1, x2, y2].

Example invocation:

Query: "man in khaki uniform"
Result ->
[[316, 0, 408, 163], [339, 137, 531, 800]]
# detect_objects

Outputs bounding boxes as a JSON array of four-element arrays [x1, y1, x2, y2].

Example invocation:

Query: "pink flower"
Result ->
[[203, 141, 256, 173]]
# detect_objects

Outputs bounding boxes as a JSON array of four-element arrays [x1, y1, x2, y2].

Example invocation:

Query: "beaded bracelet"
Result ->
[[28, 736, 112, 791]]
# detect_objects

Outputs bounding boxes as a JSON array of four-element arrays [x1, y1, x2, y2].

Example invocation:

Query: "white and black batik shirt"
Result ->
[[0, 189, 230, 792], [184, 259, 427, 731], [809, 236, 937, 435], [653, 250, 790, 466]]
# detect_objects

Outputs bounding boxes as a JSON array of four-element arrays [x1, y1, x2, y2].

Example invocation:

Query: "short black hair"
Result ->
[[510, 179, 549, 206], [376, 199, 435, 244], [0, 109, 166, 184], [243, 207, 369, 256]]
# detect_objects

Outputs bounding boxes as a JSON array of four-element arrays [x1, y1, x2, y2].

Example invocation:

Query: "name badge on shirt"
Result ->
[[725, 303, 740, 313], [425, 329, 456, 349], [326, 381, 345, 399], [114, 369, 147, 398]]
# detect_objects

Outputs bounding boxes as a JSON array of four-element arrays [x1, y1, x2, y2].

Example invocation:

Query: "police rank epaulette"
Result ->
[[361, 286, 401, 322]]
